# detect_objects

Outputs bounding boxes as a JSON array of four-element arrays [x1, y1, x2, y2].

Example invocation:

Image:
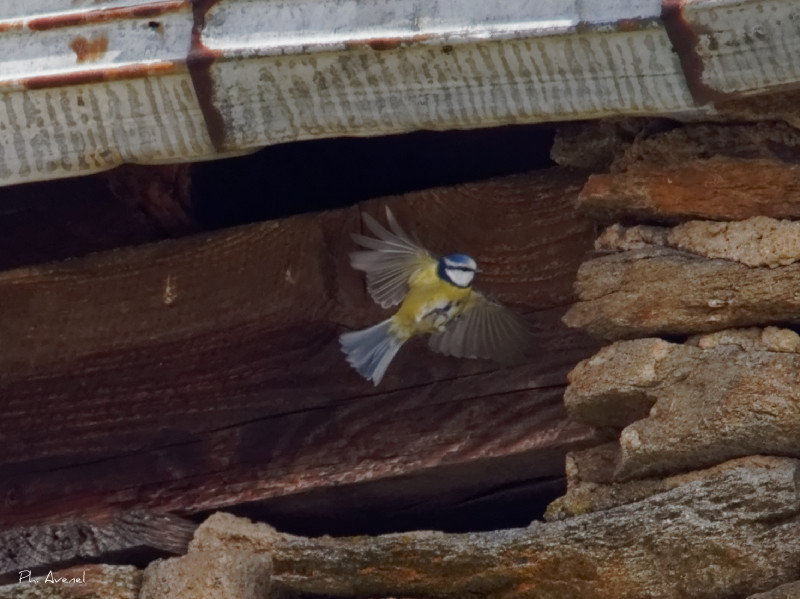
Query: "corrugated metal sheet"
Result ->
[[1, 0, 799, 187]]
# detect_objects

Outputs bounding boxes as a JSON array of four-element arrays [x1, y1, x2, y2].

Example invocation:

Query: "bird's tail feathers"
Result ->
[[340, 319, 404, 386]]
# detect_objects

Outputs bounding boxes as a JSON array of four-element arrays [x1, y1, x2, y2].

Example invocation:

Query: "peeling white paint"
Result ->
[[0, 0, 799, 187]]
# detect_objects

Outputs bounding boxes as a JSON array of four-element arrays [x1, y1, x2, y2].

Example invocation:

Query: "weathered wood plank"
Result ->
[[0, 565, 141, 598], [0, 512, 194, 584], [0, 169, 599, 531]]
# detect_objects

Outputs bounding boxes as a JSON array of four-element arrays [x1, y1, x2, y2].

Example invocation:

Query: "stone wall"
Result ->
[[6, 116, 800, 598]]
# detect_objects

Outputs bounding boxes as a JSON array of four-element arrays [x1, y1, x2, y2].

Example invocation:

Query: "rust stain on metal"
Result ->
[[148, 20, 166, 35], [661, 0, 727, 105], [345, 33, 438, 52], [187, 0, 227, 152], [0, 21, 24, 33], [22, 62, 178, 90], [27, 0, 189, 31], [71, 35, 109, 63], [613, 17, 659, 32], [615, 19, 639, 31]]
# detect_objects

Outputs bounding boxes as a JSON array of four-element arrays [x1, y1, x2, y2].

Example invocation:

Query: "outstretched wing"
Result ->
[[350, 207, 437, 308], [428, 291, 532, 363]]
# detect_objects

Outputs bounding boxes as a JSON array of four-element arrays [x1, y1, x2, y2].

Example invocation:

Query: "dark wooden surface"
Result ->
[[0, 168, 600, 535], [0, 511, 195, 584]]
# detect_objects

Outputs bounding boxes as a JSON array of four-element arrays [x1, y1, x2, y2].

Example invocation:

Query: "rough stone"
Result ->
[[578, 121, 800, 222], [545, 442, 646, 519], [0, 565, 140, 599], [564, 338, 697, 428], [748, 580, 800, 599], [563, 246, 800, 339], [597, 218, 800, 268], [566, 334, 800, 480], [594, 223, 670, 252], [581, 157, 800, 222], [140, 516, 273, 599], [562, 442, 620, 485], [687, 327, 800, 353], [667, 217, 800, 267], [143, 458, 800, 599], [610, 121, 800, 171], [550, 119, 667, 170], [716, 90, 800, 131], [546, 454, 781, 521], [187, 512, 292, 555]]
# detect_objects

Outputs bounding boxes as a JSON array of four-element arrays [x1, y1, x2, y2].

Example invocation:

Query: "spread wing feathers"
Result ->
[[350, 207, 436, 308], [428, 292, 532, 363]]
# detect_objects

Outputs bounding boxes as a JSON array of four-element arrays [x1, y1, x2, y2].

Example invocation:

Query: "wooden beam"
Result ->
[[0, 565, 142, 598], [0, 168, 600, 532], [0, 512, 195, 584]]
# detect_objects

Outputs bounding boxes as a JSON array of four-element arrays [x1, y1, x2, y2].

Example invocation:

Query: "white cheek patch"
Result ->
[[446, 268, 474, 287]]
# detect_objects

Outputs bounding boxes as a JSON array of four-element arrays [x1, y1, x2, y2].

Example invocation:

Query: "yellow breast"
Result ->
[[390, 264, 472, 339]]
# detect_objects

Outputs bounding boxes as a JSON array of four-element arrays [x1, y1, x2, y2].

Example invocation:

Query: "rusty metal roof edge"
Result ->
[[207, 18, 669, 61], [1, 0, 799, 187]]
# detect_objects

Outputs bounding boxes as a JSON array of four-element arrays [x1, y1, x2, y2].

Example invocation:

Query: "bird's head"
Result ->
[[438, 253, 478, 288]]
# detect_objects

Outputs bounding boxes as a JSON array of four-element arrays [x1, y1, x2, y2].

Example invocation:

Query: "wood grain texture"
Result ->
[[0, 168, 600, 532], [0, 512, 194, 584], [0, 565, 141, 598]]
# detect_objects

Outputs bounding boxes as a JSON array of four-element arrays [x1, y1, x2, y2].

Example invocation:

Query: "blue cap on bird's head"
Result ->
[[438, 253, 478, 288]]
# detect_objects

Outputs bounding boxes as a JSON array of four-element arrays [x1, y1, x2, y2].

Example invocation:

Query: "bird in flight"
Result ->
[[340, 207, 532, 385]]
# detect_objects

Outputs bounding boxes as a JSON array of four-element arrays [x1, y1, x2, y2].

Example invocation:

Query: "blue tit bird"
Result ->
[[340, 207, 532, 385]]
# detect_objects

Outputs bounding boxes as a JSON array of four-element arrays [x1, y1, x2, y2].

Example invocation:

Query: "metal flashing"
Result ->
[[0, 0, 798, 186]]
